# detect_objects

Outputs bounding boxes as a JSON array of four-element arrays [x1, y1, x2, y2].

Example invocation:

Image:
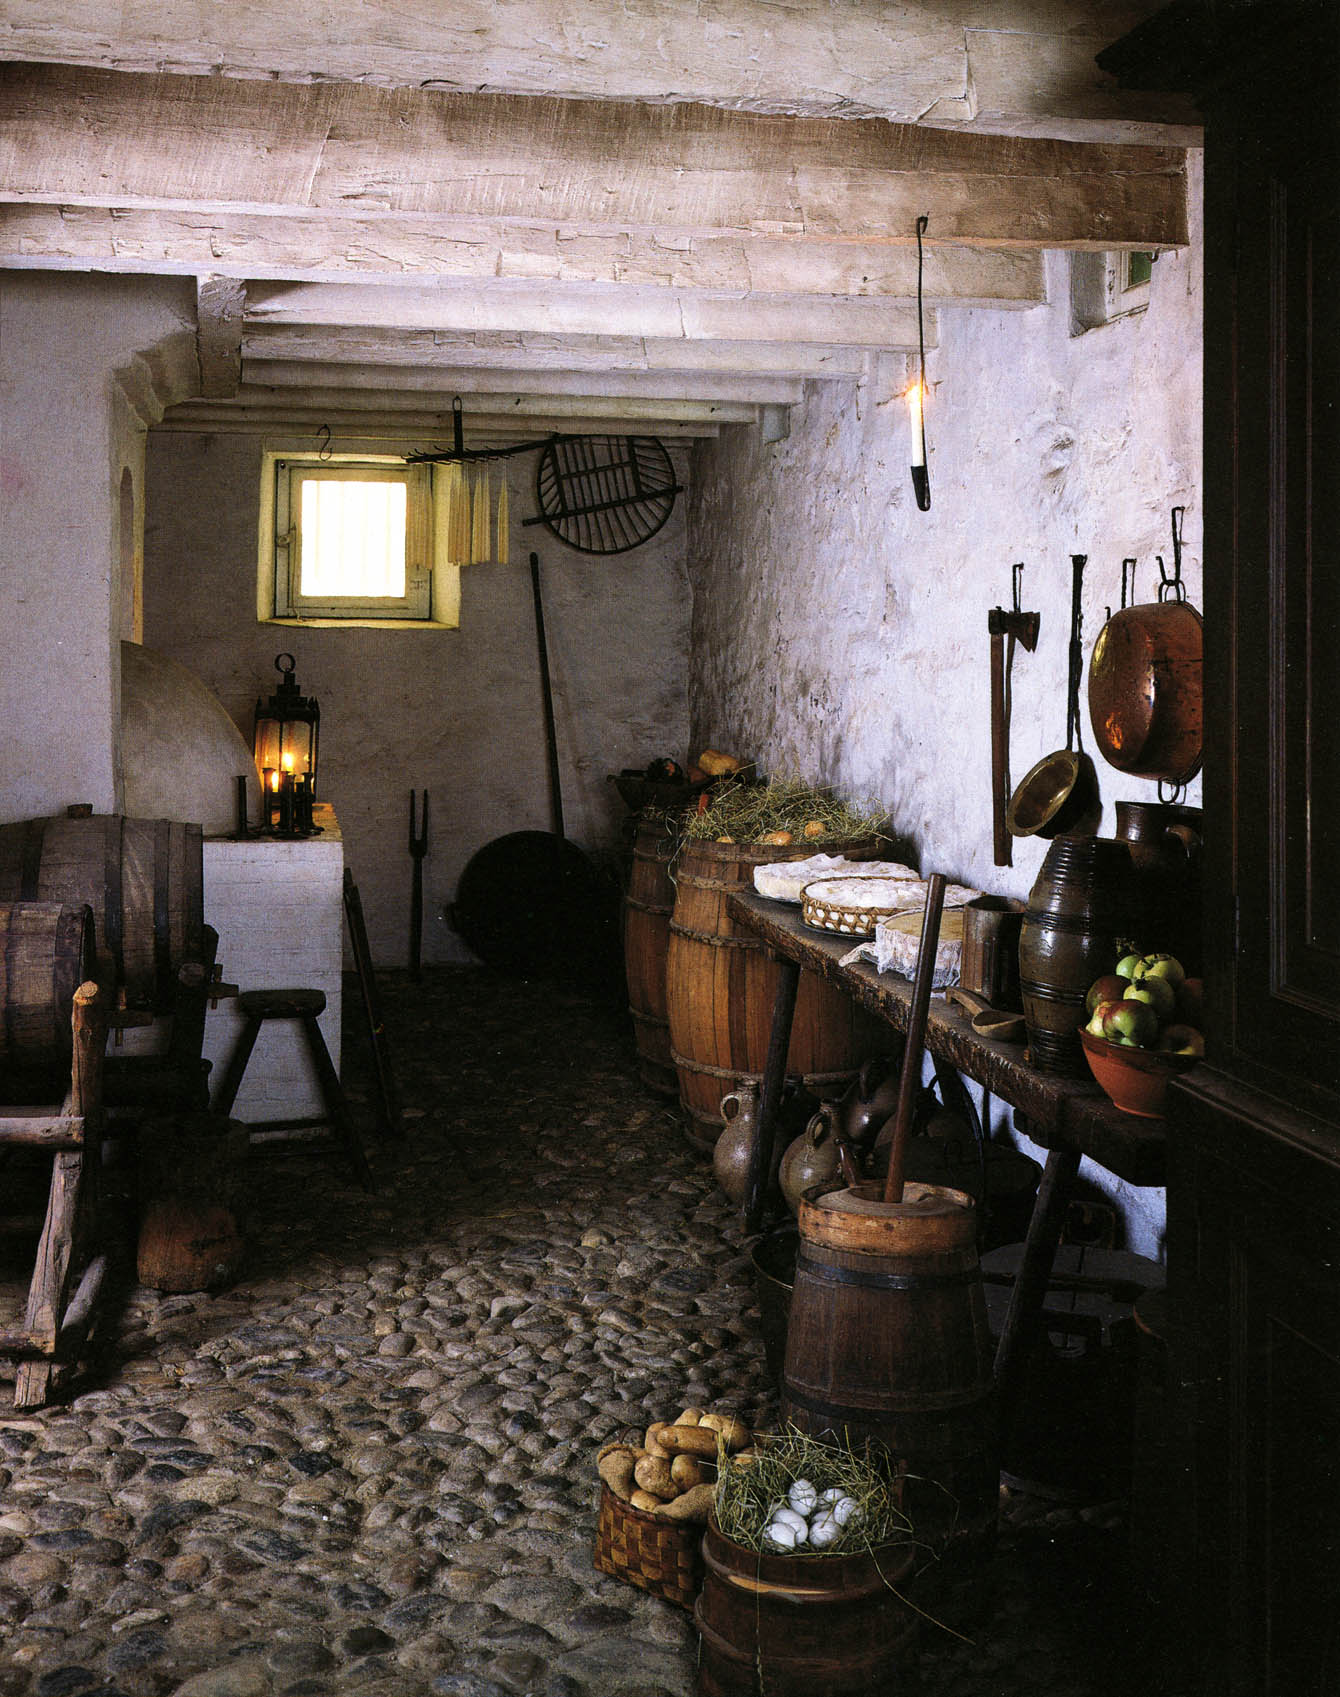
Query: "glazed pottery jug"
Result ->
[[1019, 835, 1136, 1075], [712, 1079, 760, 1204], [779, 1104, 845, 1215], [1114, 801, 1203, 974]]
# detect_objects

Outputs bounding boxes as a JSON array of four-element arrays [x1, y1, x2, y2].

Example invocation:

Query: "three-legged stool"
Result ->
[[211, 988, 374, 1191]]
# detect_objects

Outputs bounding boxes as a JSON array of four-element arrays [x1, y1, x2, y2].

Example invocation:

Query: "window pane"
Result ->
[[299, 478, 407, 597]]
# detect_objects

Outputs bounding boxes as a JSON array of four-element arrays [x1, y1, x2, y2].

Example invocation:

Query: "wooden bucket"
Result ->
[[665, 837, 882, 1149], [0, 813, 204, 1013], [781, 1182, 998, 1610], [622, 812, 680, 1095], [0, 901, 96, 1080], [694, 1516, 918, 1696]]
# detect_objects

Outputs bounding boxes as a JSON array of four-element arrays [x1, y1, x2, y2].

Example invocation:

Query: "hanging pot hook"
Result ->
[[1159, 508, 1188, 603], [1158, 779, 1187, 806]]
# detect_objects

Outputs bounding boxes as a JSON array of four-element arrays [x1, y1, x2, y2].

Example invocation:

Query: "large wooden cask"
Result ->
[[0, 901, 95, 1083], [665, 838, 882, 1150], [622, 812, 680, 1095], [0, 813, 204, 1013]]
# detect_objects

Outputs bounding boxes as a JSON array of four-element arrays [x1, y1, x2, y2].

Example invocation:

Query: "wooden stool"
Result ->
[[211, 989, 373, 1191]]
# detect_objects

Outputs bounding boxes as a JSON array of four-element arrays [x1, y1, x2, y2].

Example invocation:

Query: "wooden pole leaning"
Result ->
[[881, 872, 947, 1205]]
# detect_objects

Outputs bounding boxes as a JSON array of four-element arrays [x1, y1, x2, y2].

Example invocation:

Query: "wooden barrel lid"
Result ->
[[798, 1181, 978, 1256]]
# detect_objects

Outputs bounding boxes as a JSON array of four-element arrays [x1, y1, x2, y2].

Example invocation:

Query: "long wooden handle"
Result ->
[[882, 873, 947, 1205], [989, 633, 1011, 866]]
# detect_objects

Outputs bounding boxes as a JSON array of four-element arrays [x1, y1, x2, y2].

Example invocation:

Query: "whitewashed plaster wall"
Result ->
[[685, 157, 1204, 1258], [0, 272, 197, 822], [142, 432, 692, 967]]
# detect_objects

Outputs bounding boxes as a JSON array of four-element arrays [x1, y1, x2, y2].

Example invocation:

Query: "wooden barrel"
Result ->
[[694, 1516, 918, 1696], [665, 838, 882, 1149], [781, 1182, 998, 1615], [0, 814, 204, 1013], [0, 901, 95, 1077], [622, 811, 680, 1095], [1019, 834, 1135, 1075]]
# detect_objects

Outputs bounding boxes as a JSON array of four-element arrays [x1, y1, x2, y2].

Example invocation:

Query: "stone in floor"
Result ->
[[0, 967, 1178, 1696]]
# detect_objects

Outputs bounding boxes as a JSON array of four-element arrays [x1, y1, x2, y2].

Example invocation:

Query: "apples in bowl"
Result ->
[[1081, 953, 1203, 1117]]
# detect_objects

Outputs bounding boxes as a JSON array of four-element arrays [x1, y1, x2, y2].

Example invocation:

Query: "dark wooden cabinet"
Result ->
[[1103, 7, 1340, 1692]]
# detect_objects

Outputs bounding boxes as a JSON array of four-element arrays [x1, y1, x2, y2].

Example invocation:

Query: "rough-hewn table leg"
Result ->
[[992, 1142, 1080, 1443], [745, 957, 800, 1233]]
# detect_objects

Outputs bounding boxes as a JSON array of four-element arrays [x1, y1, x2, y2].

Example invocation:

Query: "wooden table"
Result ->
[[725, 890, 1168, 1437]]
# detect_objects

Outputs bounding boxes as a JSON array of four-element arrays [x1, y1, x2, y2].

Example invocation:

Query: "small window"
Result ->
[[272, 459, 433, 621], [1070, 250, 1157, 334]]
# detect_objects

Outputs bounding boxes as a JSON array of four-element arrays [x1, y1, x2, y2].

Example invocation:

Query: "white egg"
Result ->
[[772, 1506, 810, 1540], [808, 1511, 841, 1548], [787, 1478, 818, 1516], [815, 1487, 846, 1509], [763, 1519, 797, 1550], [831, 1496, 860, 1526]]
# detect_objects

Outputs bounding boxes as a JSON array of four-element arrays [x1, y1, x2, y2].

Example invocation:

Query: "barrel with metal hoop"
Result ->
[[664, 837, 883, 1150], [0, 812, 204, 1013], [781, 1181, 998, 1613], [622, 810, 681, 1095]]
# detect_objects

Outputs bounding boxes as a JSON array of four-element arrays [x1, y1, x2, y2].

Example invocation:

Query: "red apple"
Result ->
[[1157, 1022, 1205, 1057], [1086, 974, 1129, 1017], [1101, 998, 1159, 1047], [1176, 977, 1204, 1025], [1124, 975, 1177, 1019]]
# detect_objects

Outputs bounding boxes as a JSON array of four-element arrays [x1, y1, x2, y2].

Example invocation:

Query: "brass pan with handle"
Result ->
[[1087, 507, 1203, 786]]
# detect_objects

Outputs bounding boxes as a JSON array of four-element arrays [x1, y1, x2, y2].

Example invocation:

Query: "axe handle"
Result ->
[[990, 632, 1012, 866]]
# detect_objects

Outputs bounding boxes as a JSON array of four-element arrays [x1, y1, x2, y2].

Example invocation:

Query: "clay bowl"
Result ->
[[1080, 1028, 1200, 1118]]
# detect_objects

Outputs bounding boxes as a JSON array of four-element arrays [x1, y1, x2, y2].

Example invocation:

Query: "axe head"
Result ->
[[988, 606, 1040, 651]]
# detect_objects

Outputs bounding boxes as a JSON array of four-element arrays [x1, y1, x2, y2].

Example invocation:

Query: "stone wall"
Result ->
[[142, 431, 692, 966], [684, 158, 1204, 1256]]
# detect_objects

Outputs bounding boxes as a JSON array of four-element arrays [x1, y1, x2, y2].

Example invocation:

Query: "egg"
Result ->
[[787, 1478, 818, 1516], [808, 1510, 841, 1548], [763, 1519, 798, 1550], [772, 1506, 809, 1540], [831, 1496, 860, 1527]]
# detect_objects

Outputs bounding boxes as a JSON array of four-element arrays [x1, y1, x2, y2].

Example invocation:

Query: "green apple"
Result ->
[[1086, 973, 1129, 1017], [1101, 998, 1158, 1046], [1124, 975, 1177, 1019], [1115, 953, 1143, 981], [1157, 1022, 1205, 1057], [1134, 952, 1186, 989]]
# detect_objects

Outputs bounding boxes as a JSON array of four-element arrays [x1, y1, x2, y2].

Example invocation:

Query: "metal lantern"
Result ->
[[253, 652, 320, 833]]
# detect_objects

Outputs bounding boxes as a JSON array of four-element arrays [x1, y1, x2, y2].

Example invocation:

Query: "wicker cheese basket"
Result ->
[[593, 1483, 704, 1608]]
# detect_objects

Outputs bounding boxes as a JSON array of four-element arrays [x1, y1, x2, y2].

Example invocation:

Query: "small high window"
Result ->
[[1070, 250, 1157, 334], [259, 451, 460, 628]]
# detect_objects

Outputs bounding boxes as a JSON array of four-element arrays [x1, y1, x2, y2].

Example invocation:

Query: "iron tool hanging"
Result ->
[[525, 434, 681, 555]]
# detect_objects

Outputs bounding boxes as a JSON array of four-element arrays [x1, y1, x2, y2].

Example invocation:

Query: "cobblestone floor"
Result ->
[[0, 967, 1179, 1697]]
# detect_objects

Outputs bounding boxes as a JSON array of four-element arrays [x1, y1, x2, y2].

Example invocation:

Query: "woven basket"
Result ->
[[800, 876, 922, 937], [593, 1483, 704, 1608]]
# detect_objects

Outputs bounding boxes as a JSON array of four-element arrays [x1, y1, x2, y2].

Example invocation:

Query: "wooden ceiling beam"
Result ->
[[241, 361, 806, 405], [0, 64, 1189, 250], [0, 205, 1046, 305], [241, 281, 935, 353], [241, 328, 875, 381], [0, 1, 1200, 143], [160, 394, 741, 434]]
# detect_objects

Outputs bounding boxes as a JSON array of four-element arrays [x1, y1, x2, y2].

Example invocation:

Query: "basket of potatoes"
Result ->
[[593, 1407, 753, 1608]]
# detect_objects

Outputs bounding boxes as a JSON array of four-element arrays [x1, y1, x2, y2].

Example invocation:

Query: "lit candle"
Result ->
[[906, 379, 925, 469]]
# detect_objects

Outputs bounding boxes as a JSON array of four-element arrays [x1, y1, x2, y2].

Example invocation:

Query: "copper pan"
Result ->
[[1087, 510, 1204, 786]]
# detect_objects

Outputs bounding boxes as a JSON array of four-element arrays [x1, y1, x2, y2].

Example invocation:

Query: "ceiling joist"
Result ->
[[0, 64, 1189, 251], [0, 0, 1200, 143], [0, 206, 1047, 306]]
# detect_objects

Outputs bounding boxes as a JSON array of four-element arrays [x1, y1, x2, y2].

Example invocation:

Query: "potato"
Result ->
[[597, 1445, 636, 1501], [630, 1489, 664, 1513], [674, 1407, 706, 1428], [657, 1424, 719, 1458], [699, 1413, 751, 1452], [670, 1454, 705, 1490], [653, 1482, 716, 1523], [644, 1421, 672, 1459], [633, 1454, 678, 1500], [802, 820, 827, 839]]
